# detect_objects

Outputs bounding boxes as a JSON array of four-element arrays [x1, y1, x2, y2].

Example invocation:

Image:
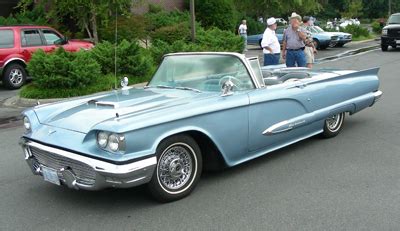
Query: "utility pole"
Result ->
[[190, 0, 196, 42]]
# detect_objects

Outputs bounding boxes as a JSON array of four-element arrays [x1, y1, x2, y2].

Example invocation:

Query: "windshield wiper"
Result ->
[[175, 87, 202, 93]]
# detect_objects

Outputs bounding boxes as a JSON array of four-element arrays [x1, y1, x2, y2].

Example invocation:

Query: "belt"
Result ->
[[287, 47, 305, 51]]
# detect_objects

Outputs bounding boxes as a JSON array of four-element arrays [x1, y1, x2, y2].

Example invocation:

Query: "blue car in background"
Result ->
[[310, 26, 352, 47], [248, 26, 337, 50]]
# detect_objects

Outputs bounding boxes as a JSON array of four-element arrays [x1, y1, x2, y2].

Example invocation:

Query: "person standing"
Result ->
[[302, 16, 317, 68], [238, 20, 248, 52], [261, 17, 281, 66], [281, 12, 307, 67]]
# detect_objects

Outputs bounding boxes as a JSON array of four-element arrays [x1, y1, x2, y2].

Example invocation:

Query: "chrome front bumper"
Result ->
[[20, 139, 157, 190]]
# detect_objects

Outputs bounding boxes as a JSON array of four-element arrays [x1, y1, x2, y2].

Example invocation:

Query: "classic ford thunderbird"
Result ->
[[20, 52, 382, 202]]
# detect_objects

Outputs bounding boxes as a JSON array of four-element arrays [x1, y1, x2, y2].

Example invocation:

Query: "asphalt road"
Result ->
[[1, 46, 400, 230]]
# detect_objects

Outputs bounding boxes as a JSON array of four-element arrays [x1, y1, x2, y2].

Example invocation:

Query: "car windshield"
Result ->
[[148, 54, 255, 92], [388, 15, 400, 24]]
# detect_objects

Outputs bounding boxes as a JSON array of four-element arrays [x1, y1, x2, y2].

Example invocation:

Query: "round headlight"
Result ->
[[23, 117, 31, 131], [108, 133, 120, 152], [97, 132, 109, 148]]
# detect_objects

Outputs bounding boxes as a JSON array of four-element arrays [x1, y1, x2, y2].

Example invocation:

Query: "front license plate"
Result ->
[[42, 166, 60, 185]]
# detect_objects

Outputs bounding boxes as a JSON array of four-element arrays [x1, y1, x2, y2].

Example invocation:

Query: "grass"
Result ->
[[352, 34, 376, 41], [20, 74, 150, 99]]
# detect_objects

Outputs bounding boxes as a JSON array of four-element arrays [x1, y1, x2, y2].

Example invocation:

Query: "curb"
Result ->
[[3, 82, 148, 108]]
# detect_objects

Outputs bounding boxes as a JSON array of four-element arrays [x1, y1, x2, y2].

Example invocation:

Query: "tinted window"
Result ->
[[42, 29, 62, 45], [0, 30, 14, 48], [21, 30, 43, 47], [388, 15, 400, 24]]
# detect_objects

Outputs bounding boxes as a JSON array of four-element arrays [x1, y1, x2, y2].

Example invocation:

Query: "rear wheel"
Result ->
[[381, 44, 388, 51], [2, 63, 27, 89], [321, 112, 345, 138], [148, 134, 202, 202]]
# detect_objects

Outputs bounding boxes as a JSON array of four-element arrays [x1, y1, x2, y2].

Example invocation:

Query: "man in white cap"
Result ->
[[261, 17, 281, 66], [282, 12, 307, 67]]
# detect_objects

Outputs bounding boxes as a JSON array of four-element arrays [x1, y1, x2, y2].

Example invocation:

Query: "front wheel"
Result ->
[[321, 112, 345, 138], [2, 63, 27, 89], [381, 44, 388, 51], [148, 134, 202, 202]]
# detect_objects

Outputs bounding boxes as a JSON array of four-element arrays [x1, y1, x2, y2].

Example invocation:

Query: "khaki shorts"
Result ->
[[304, 46, 314, 64]]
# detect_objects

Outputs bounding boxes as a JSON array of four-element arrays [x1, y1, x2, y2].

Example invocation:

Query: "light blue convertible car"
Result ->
[[20, 52, 382, 202]]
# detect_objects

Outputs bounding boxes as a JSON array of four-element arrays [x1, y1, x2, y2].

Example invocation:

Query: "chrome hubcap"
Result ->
[[158, 145, 193, 190], [326, 113, 342, 131], [9, 69, 23, 85]]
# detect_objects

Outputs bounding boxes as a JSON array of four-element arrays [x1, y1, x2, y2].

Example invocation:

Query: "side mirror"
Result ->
[[221, 79, 235, 97], [54, 37, 68, 46]]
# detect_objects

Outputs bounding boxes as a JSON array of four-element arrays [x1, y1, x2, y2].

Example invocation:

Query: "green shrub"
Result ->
[[196, 27, 243, 52], [99, 15, 148, 42], [192, 0, 238, 31], [150, 27, 243, 64], [90, 40, 155, 79], [148, 3, 163, 13], [150, 22, 190, 44], [340, 25, 370, 38], [145, 10, 190, 31], [27, 48, 101, 89], [243, 17, 265, 35], [371, 21, 383, 34], [20, 74, 116, 99]]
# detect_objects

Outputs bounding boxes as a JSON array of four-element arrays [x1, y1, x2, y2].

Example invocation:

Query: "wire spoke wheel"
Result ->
[[322, 112, 345, 138], [149, 135, 202, 202], [158, 144, 193, 190]]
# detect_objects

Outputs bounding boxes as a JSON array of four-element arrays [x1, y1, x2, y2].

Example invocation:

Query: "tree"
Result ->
[[194, 0, 238, 31], [342, 0, 363, 18], [18, 0, 133, 44]]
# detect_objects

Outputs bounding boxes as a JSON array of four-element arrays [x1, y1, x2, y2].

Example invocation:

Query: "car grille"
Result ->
[[388, 29, 400, 37], [28, 146, 96, 185]]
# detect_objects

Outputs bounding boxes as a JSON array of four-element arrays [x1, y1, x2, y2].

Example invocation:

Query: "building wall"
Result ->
[[132, 0, 185, 14]]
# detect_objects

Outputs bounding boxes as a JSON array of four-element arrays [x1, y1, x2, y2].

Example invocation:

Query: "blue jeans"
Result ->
[[264, 53, 280, 66], [286, 49, 306, 67]]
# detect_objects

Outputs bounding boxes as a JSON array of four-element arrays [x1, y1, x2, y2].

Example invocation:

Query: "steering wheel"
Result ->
[[218, 76, 242, 90]]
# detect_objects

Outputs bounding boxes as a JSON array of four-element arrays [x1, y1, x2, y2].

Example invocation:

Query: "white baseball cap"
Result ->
[[267, 17, 277, 26]]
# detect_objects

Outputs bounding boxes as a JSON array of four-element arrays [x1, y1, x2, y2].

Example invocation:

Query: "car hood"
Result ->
[[383, 24, 400, 29], [324, 31, 350, 36], [34, 87, 217, 134]]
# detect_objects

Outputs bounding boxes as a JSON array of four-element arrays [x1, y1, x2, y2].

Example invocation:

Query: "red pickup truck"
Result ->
[[0, 25, 94, 89]]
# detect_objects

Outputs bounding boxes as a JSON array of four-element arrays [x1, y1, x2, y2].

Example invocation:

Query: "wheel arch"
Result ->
[[2, 58, 27, 76], [155, 129, 228, 171]]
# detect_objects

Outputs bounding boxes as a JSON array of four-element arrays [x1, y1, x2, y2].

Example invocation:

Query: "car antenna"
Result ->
[[114, 6, 120, 119]]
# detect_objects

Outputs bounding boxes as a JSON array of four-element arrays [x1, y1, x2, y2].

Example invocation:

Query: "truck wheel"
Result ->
[[321, 112, 345, 138], [381, 44, 388, 51], [2, 63, 27, 89], [148, 134, 202, 202]]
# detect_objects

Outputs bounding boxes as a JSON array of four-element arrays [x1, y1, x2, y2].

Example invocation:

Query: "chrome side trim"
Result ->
[[26, 141, 156, 175], [263, 120, 290, 135]]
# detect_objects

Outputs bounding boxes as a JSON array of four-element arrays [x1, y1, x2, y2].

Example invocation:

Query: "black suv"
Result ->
[[381, 13, 400, 51]]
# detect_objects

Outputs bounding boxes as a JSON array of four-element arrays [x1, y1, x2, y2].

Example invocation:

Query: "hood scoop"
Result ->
[[87, 99, 120, 109]]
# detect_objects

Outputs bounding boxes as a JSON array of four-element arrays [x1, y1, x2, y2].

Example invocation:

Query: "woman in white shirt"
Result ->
[[261, 17, 281, 66]]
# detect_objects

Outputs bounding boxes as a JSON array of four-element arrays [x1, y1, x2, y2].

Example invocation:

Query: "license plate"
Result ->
[[42, 166, 60, 185]]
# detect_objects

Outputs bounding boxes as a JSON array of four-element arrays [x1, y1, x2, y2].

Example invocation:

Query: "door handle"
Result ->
[[295, 83, 307, 89]]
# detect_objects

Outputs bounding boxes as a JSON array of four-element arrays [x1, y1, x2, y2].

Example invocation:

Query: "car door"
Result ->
[[247, 80, 318, 153], [19, 29, 48, 62]]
